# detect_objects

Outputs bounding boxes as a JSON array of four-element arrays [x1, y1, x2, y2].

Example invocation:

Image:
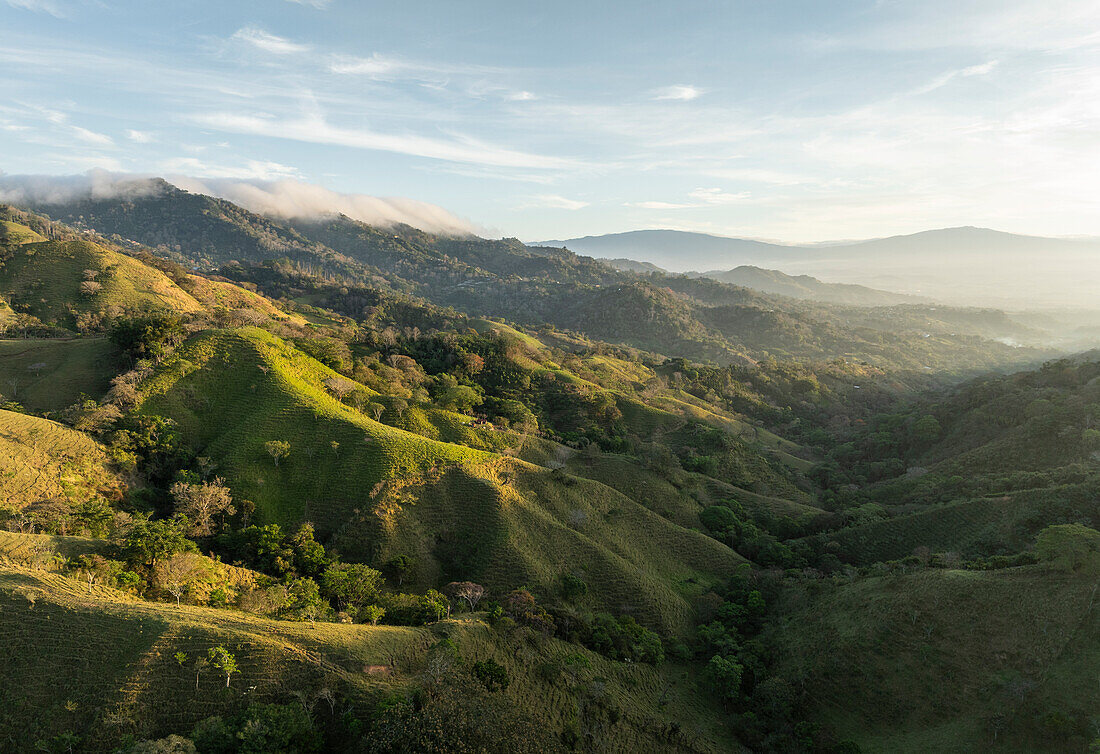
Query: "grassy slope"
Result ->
[[0, 338, 117, 412], [336, 457, 743, 634], [0, 219, 46, 245], [0, 409, 123, 511], [0, 233, 202, 325], [136, 327, 489, 528], [0, 532, 734, 753], [798, 482, 1100, 565], [135, 328, 742, 634], [769, 566, 1100, 753], [184, 274, 308, 325]]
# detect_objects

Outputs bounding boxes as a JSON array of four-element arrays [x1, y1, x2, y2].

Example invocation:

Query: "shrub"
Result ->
[[471, 659, 510, 691]]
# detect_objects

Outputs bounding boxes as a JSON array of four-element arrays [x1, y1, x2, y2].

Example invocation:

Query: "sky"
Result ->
[[1, 0, 1099, 242]]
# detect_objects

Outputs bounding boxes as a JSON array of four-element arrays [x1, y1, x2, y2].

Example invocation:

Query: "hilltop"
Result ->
[[2, 198, 1099, 752], [10, 188, 1053, 373]]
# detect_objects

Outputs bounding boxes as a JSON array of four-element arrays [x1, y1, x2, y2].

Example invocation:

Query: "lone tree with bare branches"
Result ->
[[170, 477, 235, 536], [153, 553, 209, 607], [444, 581, 486, 610], [324, 376, 357, 403]]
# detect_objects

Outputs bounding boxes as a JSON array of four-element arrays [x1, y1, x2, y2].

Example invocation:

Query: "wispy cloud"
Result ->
[[628, 188, 749, 210], [232, 27, 311, 55], [286, 0, 330, 8], [189, 111, 581, 170], [517, 194, 589, 210], [913, 59, 999, 95], [159, 157, 301, 181], [4, 0, 65, 17], [126, 129, 155, 143], [70, 125, 113, 146], [630, 200, 694, 209], [652, 85, 704, 101], [689, 187, 749, 205]]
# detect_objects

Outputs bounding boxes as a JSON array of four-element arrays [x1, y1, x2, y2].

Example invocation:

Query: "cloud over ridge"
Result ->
[[0, 170, 479, 235]]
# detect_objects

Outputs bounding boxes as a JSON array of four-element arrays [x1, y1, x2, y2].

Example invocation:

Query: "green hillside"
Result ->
[[0, 409, 124, 512], [0, 230, 201, 328], [133, 327, 741, 633], [0, 533, 733, 753], [766, 565, 1100, 752], [0, 338, 118, 412]]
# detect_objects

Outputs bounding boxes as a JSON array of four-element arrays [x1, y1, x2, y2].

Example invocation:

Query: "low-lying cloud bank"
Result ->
[[0, 170, 479, 235]]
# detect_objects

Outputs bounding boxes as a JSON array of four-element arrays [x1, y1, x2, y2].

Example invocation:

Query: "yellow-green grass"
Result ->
[[185, 275, 307, 325], [0, 551, 734, 752], [0, 337, 118, 412], [0, 529, 107, 563], [337, 456, 744, 635], [0, 219, 46, 244], [770, 566, 1100, 752], [0, 409, 123, 511], [135, 327, 491, 531], [136, 328, 742, 634], [0, 234, 202, 325]]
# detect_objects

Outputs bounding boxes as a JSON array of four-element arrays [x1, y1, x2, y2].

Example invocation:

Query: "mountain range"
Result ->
[[539, 227, 1100, 309]]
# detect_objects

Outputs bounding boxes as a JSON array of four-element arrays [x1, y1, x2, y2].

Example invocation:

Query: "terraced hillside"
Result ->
[[0, 532, 733, 753], [767, 565, 1100, 752], [0, 338, 117, 412], [0, 409, 124, 512], [134, 327, 742, 633], [0, 232, 201, 327]]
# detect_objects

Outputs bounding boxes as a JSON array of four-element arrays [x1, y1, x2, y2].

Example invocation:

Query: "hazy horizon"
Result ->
[[3, 0, 1100, 242]]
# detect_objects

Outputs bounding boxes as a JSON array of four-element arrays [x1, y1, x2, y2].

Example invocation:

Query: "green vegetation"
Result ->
[[0, 338, 117, 412], [1, 195, 1097, 752]]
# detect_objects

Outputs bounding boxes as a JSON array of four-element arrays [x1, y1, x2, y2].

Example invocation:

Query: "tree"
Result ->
[[207, 646, 239, 688], [264, 440, 290, 467], [125, 735, 197, 754], [360, 604, 386, 625], [281, 577, 327, 624], [123, 515, 196, 568], [444, 581, 485, 610], [324, 376, 357, 403], [912, 414, 942, 444], [383, 554, 414, 586], [153, 553, 209, 606], [322, 562, 383, 611], [170, 477, 235, 537], [707, 654, 744, 702], [368, 402, 385, 421], [471, 659, 510, 691], [79, 280, 103, 296], [1036, 524, 1100, 572], [110, 314, 184, 361]]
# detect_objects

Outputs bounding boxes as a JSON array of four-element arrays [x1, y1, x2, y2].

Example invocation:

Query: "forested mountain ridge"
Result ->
[[18, 185, 1052, 374], [3, 200, 1100, 752]]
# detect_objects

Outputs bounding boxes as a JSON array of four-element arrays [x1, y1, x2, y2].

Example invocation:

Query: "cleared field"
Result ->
[[0, 230, 202, 326], [0, 338, 117, 412], [769, 565, 1100, 752], [0, 531, 734, 753], [798, 483, 1100, 565], [0, 409, 123, 511]]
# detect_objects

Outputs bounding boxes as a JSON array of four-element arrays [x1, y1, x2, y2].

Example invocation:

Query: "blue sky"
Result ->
[[2, 0, 1099, 241]]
